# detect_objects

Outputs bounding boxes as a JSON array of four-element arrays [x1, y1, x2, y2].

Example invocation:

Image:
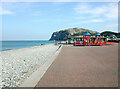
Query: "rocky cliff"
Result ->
[[49, 28, 98, 41]]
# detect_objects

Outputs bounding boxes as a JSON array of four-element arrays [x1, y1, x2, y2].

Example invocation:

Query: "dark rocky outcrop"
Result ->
[[49, 30, 70, 41]]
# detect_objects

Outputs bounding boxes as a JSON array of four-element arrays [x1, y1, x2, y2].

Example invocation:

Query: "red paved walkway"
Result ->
[[36, 44, 118, 87]]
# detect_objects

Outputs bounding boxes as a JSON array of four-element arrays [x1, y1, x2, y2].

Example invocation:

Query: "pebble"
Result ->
[[0, 44, 59, 87]]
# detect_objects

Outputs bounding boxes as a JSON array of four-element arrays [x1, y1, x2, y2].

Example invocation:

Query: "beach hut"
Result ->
[[83, 32, 91, 46], [95, 33, 101, 45]]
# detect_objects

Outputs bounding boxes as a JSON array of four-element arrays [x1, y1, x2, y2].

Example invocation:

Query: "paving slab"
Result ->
[[35, 44, 118, 87]]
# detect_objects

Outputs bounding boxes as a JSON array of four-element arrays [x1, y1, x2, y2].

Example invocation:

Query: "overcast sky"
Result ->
[[1, 2, 118, 40]]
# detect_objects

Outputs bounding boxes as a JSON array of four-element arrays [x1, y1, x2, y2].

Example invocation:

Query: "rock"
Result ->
[[49, 27, 98, 41]]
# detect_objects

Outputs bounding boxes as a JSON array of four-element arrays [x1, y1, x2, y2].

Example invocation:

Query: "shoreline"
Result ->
[[1, 40, 54, 52], [0, 43, 54, 52], [1, 44, 60, 87]]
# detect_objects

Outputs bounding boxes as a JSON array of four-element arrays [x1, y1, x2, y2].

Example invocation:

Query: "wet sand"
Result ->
[[35, 44, 118, 87]]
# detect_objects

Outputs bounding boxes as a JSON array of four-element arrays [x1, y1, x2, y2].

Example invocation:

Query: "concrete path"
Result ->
[[35, 44, 118, 87]]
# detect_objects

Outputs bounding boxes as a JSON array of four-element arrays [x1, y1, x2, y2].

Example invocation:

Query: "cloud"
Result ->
[[0, 6, 14, 15], [69, 19, 104, 26], [74, 3, 118, 20], [0, 2, 33, 15], [101, 24, 118, 32], [82, 19, 104, 23], [104, 3, 118, 19], [105, 24, 118, 29], [2, 10, 14, 15], [3, 2, 32, 10]]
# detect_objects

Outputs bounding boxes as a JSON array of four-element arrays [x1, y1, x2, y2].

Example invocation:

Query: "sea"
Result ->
[[0, 40, 54, 51]]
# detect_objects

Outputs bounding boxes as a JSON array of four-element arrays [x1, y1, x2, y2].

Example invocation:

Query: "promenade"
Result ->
[[35, 44, 118, 87]]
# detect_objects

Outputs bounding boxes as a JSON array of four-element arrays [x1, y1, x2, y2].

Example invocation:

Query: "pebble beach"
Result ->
[[0, 44, 60, 87]]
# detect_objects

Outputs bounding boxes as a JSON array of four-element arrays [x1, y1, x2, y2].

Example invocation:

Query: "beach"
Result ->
[[0, 44, 60, 87], [1, 1, 118, 88], [0, 43, 118, 87]]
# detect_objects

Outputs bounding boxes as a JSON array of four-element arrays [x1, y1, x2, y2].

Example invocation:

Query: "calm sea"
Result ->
[[0, 40, 54, 51]]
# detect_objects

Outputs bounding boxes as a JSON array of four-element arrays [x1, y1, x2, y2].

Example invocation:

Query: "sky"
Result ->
[[1, 2, 118, 40]]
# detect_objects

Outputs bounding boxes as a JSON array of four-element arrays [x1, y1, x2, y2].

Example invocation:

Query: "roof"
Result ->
[[83, 32, 91, 36], [95, 33, 101, 36]]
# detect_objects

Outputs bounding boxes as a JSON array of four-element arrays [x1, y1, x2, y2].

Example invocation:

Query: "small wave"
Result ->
[[2, 49, 12, 51]]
